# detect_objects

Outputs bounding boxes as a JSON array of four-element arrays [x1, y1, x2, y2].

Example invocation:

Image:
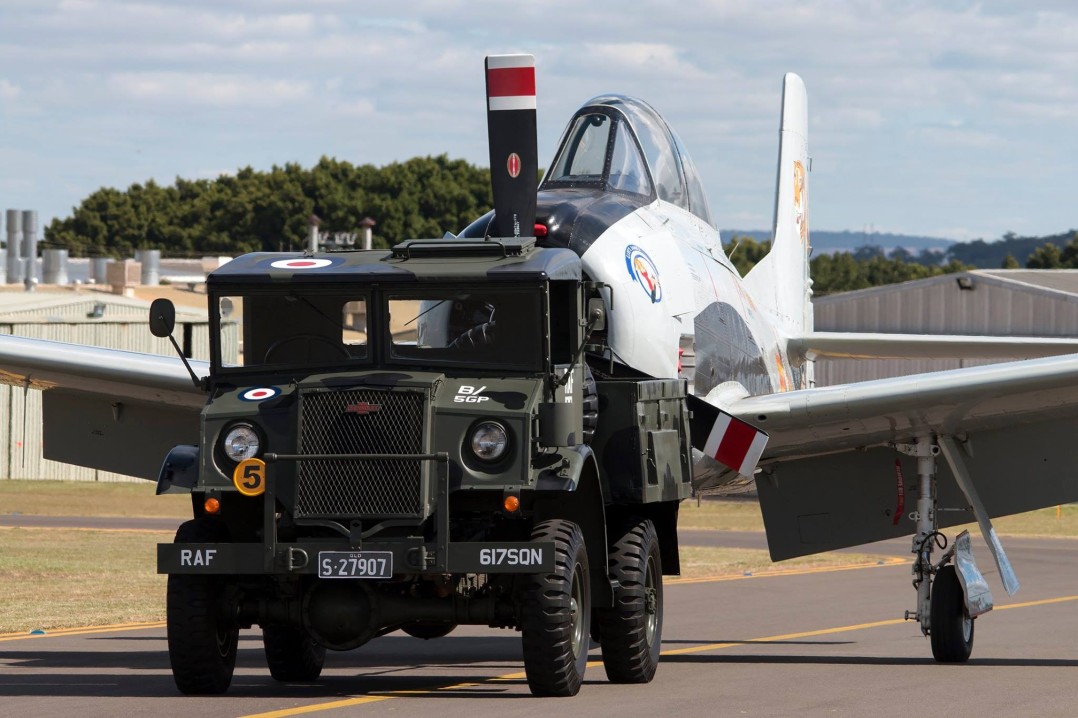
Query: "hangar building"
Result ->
[[813, 269, 1078, 386]]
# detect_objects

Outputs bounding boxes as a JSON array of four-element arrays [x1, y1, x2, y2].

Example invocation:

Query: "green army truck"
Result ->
[[152, 237, 693, 697]]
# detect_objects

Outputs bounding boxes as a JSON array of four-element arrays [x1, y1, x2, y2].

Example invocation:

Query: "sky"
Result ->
[[1, 0, 1076, 243]]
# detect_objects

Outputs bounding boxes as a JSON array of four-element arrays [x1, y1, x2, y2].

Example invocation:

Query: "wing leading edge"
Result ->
[[791, 332, 1078, 360]]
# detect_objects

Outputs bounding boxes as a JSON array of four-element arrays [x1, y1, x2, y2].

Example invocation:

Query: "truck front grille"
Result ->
[[295, 388, 426, 519]]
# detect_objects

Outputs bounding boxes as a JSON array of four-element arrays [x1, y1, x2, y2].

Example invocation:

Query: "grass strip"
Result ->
[[0, 526, 169, 633]]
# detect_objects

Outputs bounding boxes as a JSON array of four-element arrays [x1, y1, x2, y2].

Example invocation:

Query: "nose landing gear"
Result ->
[[896, 435, 1006, 663]]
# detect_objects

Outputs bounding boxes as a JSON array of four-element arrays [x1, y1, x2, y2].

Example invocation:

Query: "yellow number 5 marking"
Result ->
[[232, 458, 266, 496]]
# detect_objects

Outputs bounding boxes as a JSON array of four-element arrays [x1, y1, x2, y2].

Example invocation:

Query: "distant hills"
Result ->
[[724, 229, 1078, 268], [723, 229, 955, 256]]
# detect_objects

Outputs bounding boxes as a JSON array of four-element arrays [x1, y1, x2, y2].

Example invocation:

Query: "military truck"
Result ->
[[152, 237, 692, 697]]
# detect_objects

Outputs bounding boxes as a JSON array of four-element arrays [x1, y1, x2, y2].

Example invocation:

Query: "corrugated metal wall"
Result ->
[[813, 273, 1078, 385], [0, 294, 234, 483]]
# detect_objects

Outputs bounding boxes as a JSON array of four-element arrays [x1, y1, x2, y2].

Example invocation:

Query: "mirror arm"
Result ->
[[166, 333, 205, 390]]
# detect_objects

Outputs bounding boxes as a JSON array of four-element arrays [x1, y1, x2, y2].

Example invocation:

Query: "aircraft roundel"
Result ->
[[507, 152, 522, 178], [624, 245, 663, 303], [269, 257, 337, 270], [240, 386, 281, 402]]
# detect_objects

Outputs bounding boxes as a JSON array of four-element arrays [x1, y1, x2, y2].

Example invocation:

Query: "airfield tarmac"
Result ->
[[3, 529, 1078, 717]]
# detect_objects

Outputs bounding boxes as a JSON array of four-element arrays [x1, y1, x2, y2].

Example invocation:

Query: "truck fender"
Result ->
[[533, 445, 613, 607], [157, 444, 199, 495]]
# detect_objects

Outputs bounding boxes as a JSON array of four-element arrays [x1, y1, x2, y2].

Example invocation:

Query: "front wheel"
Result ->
[[930, 564, 974, 662], [166, 518, 239, 695], [520, 519, 591, 697], [597, 518, 663, 683]]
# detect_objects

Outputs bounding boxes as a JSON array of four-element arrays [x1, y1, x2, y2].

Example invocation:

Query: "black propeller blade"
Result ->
[[484, 54, 538, 239]]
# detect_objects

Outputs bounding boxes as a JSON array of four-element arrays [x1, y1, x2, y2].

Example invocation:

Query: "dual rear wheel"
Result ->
[[519, 517, 663, 696]]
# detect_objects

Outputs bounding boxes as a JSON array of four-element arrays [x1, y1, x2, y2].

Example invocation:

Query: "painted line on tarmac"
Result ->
[[242, 589, 1078, 718], [0, 620, 166, 642]]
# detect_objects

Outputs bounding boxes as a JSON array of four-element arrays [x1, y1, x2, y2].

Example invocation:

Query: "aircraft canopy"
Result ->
[[542, 94, 713, 226]]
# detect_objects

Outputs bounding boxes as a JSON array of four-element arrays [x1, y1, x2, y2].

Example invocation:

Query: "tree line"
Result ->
[[43, 155, 493, 257], [723, 237, 969, 295]]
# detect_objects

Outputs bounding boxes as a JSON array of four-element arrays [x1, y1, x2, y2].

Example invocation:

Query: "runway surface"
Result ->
[[3, 529, 1078, 717]]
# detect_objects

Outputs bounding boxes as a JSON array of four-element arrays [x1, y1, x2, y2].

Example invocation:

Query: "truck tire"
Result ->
[[520, 519, 591, 696], [263, 625, 326, 682], [166, 518, 238, 695], [596, 518, 663, 683]]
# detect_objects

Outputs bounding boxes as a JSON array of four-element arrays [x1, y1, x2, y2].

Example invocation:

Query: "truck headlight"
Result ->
[[222, 424, 261, 462], [470, 421, 509, 463]]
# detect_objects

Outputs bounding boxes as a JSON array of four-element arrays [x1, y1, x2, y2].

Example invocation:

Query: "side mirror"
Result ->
[[149, 298, 177, 338]]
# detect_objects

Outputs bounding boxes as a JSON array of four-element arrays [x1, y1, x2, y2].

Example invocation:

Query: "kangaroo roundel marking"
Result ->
[[624, 245, 663, 303], [233, 458, 267, 496]]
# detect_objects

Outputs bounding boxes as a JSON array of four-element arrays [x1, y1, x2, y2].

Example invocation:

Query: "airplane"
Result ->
[[4, 53, 1078, 682]]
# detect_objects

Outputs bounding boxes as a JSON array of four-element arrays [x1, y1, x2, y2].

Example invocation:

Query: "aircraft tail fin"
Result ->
[[742, 73, 812, 337], [485, 54, 538, 238]]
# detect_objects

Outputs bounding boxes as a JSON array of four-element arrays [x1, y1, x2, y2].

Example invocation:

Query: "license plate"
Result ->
[[317, 551, 393, 579]]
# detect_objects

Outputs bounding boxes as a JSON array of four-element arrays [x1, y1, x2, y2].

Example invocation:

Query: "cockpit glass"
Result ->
[[547, 113, 611, 181], [608, 121, 652, 196], [628, 107, 686, 208]]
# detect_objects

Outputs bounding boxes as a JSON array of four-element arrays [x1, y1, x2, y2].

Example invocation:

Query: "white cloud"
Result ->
[[0, 79, 20, 100], [107, 72, 310, 107]]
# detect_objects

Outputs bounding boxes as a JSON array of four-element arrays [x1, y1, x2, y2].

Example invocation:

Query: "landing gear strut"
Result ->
[[897, 435, 993, 663]]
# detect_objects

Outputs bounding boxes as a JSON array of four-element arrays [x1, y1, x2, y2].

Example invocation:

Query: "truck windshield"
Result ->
[[212, 290, 369, 372], [390, 287, 543, 372]]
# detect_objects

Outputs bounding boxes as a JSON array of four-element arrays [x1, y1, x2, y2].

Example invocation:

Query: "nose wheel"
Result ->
[[930, 565, 974, 662]]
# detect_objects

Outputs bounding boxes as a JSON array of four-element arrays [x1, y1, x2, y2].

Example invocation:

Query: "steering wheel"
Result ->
[[449, 321, 496, 349], [263, 334, 350, 363]]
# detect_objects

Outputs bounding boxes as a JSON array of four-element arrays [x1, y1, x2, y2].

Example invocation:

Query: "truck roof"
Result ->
[[207, 238, 582, 286]]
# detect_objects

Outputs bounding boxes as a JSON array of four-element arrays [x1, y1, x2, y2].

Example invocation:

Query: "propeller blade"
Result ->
[[485, 54, 538, 239]]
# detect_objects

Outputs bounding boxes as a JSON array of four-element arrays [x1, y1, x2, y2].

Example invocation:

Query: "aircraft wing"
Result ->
[[791, 332, 1078, 360], [712, 354, 1078, 560], [0, 334, 206, 480]]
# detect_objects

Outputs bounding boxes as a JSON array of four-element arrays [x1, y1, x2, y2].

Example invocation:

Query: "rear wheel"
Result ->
[[597, 518, 663, 683], [520, 519, 591, 696], [930, 564, 974, 662], [166, 518, 238, 695], [263, 625, 325, 682]]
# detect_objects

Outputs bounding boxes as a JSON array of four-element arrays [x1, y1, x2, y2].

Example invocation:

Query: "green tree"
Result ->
[[1000, 253, 1020, 269], [723, 235, 770, 275], [1026, 242, 1063, 269], [43, 155, 493, 257]]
